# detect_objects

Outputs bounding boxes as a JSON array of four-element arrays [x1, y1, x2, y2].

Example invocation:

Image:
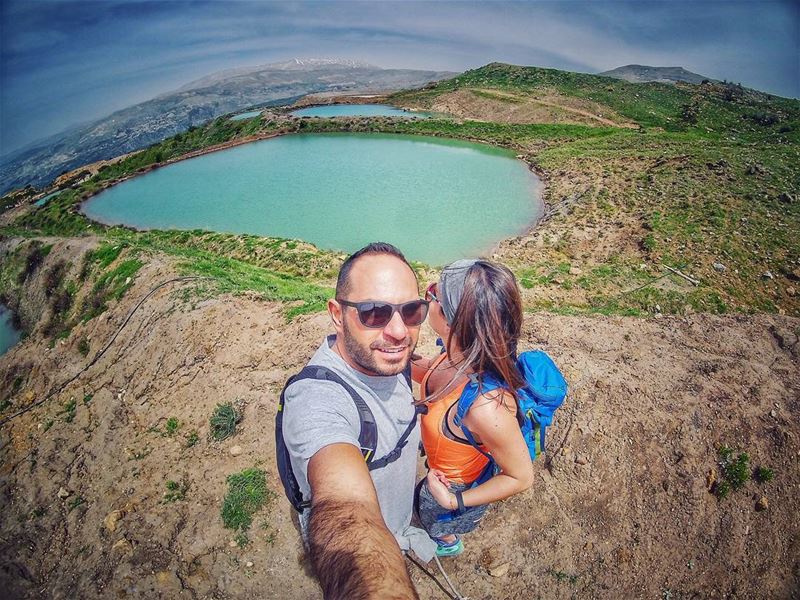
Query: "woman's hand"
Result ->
[[426, 469, 455, 509]]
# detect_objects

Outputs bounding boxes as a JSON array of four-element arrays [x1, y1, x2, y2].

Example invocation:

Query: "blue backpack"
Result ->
[[453, 350, 567, 465]]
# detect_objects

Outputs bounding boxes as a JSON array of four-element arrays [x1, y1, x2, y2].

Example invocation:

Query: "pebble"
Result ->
[[104, 509, 125, 532], [755, 497, 769, 511], [770, 410, 777, 418], [488, 562, 510, 577], [229, 445, 243, 457], [112, 538, 133, 553], [575, 455, 588, 465], [57, 487, 70, 499], [763, 271, 774, 280], [246, 561, 254, 568], [229, 540, 237, 548], [712, 263, 726, 272]]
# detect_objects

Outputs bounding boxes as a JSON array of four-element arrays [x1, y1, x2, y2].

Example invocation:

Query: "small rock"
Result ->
[[712, 262, 726, 272], [57, 487, 70, 499], [104, 509, 125, 532], [489, 562, 510, 577], [246, 561, 254, 568], [706, 469, 717, 491], [763, 271, 774, 280], [229, 540, 237, 548], [770, 410, 777, 418], [229, 445, 243, 457], [755, 497, 768, 511], [568, 266, 582, 276], [112, 538, 132, 553], [575, 455, 588, 466], [787, 286, 796, 297], [124, 277, 131, 285], [560, 447, 572, 457]]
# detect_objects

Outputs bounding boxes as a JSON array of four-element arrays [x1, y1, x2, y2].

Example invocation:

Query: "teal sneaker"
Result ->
[[434, 537, 464, 557]]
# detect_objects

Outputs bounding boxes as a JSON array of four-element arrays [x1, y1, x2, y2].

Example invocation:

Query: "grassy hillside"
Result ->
[[392, 62, 800, 141], [2, 62, 799, 318]]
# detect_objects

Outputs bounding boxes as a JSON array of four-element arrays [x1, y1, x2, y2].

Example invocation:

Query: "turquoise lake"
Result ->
[[81, 133, 541, 265], [0, 305, 21, 356], [291, 104, 432, 118]]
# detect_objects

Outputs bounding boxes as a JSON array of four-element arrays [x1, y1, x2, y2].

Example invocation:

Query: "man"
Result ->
[[282, 242, 437, 599]]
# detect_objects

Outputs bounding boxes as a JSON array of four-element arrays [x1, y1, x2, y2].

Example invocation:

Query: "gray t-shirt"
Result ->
[[282, 335, 436, 560]]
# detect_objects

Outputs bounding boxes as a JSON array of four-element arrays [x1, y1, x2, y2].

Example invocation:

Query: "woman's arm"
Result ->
[[426, 390, 534, 509]]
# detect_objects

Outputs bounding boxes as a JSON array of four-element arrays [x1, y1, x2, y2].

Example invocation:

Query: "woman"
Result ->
[[412, 259, 534, 557]]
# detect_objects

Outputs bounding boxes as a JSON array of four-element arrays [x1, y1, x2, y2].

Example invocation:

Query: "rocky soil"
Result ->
[[1, 247, 798, 599]]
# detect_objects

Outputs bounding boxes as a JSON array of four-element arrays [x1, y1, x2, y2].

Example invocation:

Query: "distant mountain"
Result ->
[[0, 59, 456, 195], [599, 65, 715, 85]]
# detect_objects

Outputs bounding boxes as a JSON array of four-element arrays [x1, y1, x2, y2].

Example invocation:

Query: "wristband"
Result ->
[[454, 490, 466, 512]]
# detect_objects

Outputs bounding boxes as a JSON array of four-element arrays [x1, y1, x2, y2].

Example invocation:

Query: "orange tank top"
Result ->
[[419, 354, 489, 484]]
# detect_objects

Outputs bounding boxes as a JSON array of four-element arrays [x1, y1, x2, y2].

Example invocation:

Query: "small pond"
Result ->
[[230, 110, 263, 121], [0, 305, 21, 356], [290, 104, 432, 119]]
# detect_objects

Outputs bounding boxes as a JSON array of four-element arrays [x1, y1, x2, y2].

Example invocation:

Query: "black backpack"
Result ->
[[275, 364, 421, 512]]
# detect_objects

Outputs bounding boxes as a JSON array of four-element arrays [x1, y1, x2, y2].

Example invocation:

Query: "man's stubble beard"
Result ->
[[341, 318, 415, 376]]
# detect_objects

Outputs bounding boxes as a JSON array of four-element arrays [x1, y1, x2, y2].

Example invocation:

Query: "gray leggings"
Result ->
[[414, 477, 489, 539]]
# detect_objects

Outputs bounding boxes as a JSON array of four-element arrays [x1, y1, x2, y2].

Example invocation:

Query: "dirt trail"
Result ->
[[474, 88, 632, 128], [1, 253, 798, 599], [429, 89, 637, 128]]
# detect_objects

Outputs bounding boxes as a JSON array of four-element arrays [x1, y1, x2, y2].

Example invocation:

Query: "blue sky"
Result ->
[[1, 0, 798, 155]]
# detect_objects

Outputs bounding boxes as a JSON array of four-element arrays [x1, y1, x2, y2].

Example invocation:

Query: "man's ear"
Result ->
[[328, 298, 344, 331]]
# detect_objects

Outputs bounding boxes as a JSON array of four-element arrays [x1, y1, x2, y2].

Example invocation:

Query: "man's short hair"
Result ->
[[335, 242, 414, 299]]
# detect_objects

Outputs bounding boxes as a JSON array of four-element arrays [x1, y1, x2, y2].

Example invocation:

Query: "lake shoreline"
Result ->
[[76, 127, 546, 265], [78, 130, 544, 266]]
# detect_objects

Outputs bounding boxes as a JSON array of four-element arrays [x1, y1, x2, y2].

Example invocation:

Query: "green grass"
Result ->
[[210, 402, 239, 441], [185, 430, 200, 448], [165, 417, 180, 435], [79, 257, 144, 322], [163, 479, 189, 503], [67, 496, 85, 512], [714, 445, 751, 499], [756, 466, 774, 483], [221, 468, 273, 541], [62, 397, 77, 423]]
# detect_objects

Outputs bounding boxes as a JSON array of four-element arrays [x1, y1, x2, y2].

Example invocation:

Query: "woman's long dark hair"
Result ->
[[445, 261, 525, 406]]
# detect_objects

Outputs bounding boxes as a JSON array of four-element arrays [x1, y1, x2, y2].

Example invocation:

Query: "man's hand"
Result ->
[[307, 443, 418, 599]]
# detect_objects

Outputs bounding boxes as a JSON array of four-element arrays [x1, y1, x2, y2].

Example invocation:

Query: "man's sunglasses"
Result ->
[[337, 299, 429, 328]]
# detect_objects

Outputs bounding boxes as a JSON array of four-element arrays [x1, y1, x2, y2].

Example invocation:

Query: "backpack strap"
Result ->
[[368, 404, 426, 470], [297, 365, 380, 460], [276, 364, 421, 512], [452, 372, 502, 473]]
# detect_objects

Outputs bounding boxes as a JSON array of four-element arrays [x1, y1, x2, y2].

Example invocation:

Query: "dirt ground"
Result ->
[[1, 248, 798, 599]]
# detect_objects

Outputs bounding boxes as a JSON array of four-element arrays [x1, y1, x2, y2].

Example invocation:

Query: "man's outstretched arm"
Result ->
[[307, 443, 418, 600]]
